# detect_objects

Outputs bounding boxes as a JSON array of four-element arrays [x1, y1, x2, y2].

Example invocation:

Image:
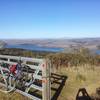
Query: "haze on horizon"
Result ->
[[0, 0, 100, 39]]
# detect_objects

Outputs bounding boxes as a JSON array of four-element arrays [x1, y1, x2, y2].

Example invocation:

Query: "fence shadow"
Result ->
[[51, 73, 68, 100], [76, 88, 92, 100]]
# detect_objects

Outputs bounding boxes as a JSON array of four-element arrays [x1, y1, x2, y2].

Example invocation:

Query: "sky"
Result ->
[[0, 0, 100, 39]]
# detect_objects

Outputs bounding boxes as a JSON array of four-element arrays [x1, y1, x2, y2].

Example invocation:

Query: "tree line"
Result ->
[[0, 48, 100, 69]]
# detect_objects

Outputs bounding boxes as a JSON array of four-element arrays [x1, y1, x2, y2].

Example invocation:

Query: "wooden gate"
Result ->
[[0, 55, 51, 100]]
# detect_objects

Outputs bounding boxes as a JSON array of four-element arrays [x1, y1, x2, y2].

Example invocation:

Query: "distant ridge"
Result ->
[[0, 37, 100, 50]]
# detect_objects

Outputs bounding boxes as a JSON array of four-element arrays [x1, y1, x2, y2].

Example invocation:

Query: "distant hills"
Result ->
[[0, 41, 6, 48], [0, 38, 100, 51]]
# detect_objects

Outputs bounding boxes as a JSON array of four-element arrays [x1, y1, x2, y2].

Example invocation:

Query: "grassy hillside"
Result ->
[[0, 65, 100, 100], [0, 48, 100, 99], [56, 66, 100, 100]]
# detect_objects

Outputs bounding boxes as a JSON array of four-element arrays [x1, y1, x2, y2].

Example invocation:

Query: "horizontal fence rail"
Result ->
[[0, 55, 51, 100]]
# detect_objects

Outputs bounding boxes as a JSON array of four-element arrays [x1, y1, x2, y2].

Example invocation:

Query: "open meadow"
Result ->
[[56, 65, 100, 100], [0, 65, 100, 100]]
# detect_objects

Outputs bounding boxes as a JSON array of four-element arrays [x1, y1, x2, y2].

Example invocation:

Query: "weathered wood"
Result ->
[[0, 55, 51, 100], [42, 59, 51, 100]]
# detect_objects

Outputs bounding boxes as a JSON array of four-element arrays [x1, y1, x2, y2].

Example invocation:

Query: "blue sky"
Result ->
[[0, 0, 100, 39]]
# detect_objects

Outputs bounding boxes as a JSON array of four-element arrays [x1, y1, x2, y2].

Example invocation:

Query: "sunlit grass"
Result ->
[[56, 65, 100, 100], [0, 65, 100, 100]]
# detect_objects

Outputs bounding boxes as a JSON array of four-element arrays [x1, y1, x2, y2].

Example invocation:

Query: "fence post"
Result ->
[[42, 59, 51, 100]]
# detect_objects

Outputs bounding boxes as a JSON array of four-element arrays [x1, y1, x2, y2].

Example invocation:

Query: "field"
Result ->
[[0, 65, 100, 100], [57, 65, 100, 100]]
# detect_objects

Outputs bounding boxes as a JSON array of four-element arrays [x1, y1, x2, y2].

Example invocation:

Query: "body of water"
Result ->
[[95, 50, 100, 55], [5, 44, 64, 52], [5, 44, 100, 54]]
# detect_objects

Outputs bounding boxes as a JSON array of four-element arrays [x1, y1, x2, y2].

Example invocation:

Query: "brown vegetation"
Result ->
[[0, 48, 100, 69]]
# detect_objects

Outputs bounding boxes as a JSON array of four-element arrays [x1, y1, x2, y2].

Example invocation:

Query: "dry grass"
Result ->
[[0, 65, 100, 100], [57, 65, 100, 100], [0, 91, 30, 100]]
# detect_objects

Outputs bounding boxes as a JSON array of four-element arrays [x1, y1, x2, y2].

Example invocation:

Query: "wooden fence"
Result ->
[[0, 55, 51, 100]]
